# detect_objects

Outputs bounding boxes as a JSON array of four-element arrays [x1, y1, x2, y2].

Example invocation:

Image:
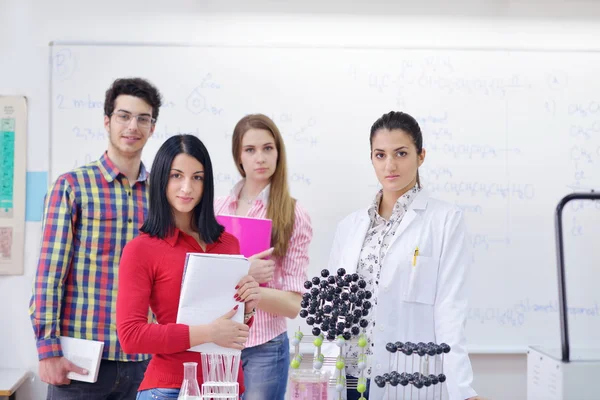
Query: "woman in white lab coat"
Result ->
[[323, 111, 483, 400]]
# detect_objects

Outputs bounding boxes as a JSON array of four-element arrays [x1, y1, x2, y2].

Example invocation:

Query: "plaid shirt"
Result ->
[[29, 152, 150, 362]]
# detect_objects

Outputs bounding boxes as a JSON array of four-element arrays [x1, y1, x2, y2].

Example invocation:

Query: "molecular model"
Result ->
[[374, 341, 451, 400], [289, 268, 373, 400]]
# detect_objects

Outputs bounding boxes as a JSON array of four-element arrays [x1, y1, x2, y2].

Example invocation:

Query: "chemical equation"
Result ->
[[72, 127, 107, 141], [56, 94, 103, 110], [289, 118, 318, 147], [53, 49, 76, 81], [268, 113, 294, 124], [468, 304, 524, 327], [186, 75, 223, 115], [568, 148, 598, 192], [415, 113, 453, 140], [570, 216, 585, 237], [186, 89, 223, 115], [214, 170, 316, 187], [417, 113, 449, 125], [546, 71, 568, 91], [455, 203, 484, 214], [420, 167, 453, 180], [570, 121, 600, 140], [416, 74, 531, 97], [198, 73, 222, 90], [70, 125, 198, 142], [428, 143, 521, 159], [569, 158, 599, 189], [428, 181, 535, 199], [151, 126, 201, 142], [367, 56, 455, 92], [56, 94, 175, 110], [570, 145, 598, 164], [568, 199, 600, 213], [466, 233, 511, 251], [369, 72, 530, 97], [268, 114, 318, 147], [428, 127, 453, 140], [214, 172, 240, 187], [291, 173, 311, 186], [468, 298, 600, 327], [568, 101, 600, 118]]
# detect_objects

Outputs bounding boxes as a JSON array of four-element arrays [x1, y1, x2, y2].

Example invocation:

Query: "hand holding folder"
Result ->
[[216, 215, 275, 286], [176, 253, 249, 353], [248, 247, 276, 285], [216, 215, 272, 258]]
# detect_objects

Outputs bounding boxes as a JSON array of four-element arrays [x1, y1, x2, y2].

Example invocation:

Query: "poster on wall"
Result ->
[[0, 96, 27, 275]]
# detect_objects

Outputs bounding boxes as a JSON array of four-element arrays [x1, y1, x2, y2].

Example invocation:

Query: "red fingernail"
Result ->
[[235, 285, 240, 289], [234, 294, 238, 299], [234, 305, 239, 310]]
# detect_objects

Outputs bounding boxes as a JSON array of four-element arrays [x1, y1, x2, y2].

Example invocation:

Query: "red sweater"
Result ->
[[116, 229, 248, 392]]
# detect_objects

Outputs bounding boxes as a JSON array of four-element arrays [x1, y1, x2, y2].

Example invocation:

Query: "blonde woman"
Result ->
[[215, 114, 312, 400]]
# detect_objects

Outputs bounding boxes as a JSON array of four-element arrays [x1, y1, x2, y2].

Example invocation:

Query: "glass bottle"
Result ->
[[178, 362, 202, 400]]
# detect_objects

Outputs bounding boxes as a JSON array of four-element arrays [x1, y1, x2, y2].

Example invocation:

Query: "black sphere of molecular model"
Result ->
[[300, 268, 373, 340], [374, 341, 453, 394]]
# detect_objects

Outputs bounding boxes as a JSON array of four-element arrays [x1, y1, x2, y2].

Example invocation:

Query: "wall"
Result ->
[[2, 0, 600, 398]]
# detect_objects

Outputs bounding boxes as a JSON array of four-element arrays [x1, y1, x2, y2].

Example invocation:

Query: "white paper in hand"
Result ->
[[176, 253, 249, 353], [60, 336, 104, 383]]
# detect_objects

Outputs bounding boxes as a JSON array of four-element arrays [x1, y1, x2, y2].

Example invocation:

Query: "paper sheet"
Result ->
[[176, 253, 250, 353], [60, 336, 104, 383]]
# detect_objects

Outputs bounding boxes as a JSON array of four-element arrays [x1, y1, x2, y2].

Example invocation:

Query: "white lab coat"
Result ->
[[320, 189, 477, 400]]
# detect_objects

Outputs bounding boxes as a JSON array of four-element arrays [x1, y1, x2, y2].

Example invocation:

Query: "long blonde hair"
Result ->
[[232, 114, 296, 258]]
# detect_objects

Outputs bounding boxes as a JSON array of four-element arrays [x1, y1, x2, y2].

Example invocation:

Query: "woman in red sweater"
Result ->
[[117, 134, 260, 399]]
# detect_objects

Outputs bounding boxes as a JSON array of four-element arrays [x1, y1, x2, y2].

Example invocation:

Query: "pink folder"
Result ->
[[216, 214, 273, 258]]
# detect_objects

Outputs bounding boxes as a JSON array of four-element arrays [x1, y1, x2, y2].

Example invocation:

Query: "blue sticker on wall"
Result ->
[[26, 171, 48, 222]]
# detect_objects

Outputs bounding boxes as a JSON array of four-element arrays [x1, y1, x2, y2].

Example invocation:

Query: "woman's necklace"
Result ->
[[239, 188, 260, 205], [239, 196, 255, 205]]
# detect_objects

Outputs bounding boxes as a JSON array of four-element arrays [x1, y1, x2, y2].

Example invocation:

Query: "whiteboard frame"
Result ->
[[49, 40, 600, 52]]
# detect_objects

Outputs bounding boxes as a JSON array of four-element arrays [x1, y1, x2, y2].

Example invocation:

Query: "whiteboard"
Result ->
[[49, 43, 600, 353]]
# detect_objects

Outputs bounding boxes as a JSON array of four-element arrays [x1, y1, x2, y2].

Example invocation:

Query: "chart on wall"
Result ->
[[0, 96, 27, 275]]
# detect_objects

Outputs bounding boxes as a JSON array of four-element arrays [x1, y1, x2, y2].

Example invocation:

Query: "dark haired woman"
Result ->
[[322, 112, 484, 400], [116, 134, 260, 399]]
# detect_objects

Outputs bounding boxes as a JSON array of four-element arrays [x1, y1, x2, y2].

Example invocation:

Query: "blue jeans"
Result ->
[[346, 375, 371, 400], [136, 388, 179, 399], [241, 332, 290, 400], [47, 359, 149, 400]]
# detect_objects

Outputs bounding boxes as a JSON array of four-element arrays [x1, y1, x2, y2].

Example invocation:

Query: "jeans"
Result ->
[[47, 359, 149, 400], [346, 375, 371, 400], [240, 332, 290, 400], [136, 388, 180, 400]]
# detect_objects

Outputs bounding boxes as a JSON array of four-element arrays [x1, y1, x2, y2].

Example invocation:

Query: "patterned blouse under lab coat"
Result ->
[[345, 185, 421, 377]]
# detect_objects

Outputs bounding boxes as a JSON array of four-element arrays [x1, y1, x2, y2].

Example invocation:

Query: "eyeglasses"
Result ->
[[110, 111, 156, 129]]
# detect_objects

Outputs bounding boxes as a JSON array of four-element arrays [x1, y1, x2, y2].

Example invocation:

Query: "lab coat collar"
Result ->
[[411, 187, 430, 210], [361, 187, 430, 219], [342, 188, 431, 275]]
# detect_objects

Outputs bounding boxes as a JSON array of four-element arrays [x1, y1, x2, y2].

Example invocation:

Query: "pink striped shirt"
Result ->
[[215, 180, 312, 347]]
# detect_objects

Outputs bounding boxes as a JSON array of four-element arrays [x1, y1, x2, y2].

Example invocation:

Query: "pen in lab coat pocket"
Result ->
[[412, 246, 419, 266]]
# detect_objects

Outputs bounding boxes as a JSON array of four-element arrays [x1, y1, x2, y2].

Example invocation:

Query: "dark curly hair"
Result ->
[[104, 77, 163, 121]]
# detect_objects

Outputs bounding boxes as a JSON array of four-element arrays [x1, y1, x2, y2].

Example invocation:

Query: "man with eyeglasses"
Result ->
[[29, 77, 162, 399]]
